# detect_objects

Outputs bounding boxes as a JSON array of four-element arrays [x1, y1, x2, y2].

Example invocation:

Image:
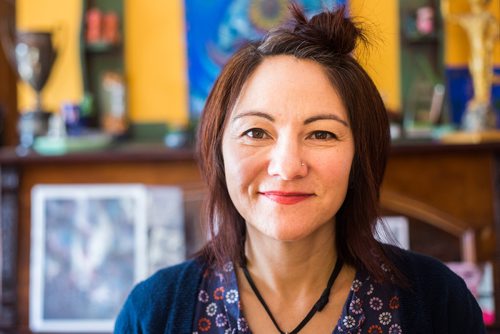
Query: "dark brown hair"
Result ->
[[197, 3, 404, 284]]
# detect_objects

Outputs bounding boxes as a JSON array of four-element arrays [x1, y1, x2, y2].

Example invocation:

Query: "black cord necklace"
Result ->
[[241, 257, 344, 334]]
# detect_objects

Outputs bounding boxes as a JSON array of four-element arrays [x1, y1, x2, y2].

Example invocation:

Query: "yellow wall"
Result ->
[[350, 0, 400, 112], [16, 0, 498, 123], [125, 1, 188, 125]]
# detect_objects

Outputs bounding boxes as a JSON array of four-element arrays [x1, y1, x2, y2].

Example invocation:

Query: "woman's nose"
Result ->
[[267, 138, 307, 180]]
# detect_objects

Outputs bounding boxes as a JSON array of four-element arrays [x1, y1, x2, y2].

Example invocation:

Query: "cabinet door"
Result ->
[[399, 0, 445, 131], [80, 0, 126, 133]]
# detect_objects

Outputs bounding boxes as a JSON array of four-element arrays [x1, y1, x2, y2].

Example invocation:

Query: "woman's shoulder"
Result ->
[[384, 246, 485, 333], [126, 258, 205, 308], [387, 246, 465, 287], [139, 259, 205, 293], [114, 258, 206, 334]]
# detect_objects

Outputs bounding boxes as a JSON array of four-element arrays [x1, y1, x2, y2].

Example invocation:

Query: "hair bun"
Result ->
[[289, 3, 364, 56]]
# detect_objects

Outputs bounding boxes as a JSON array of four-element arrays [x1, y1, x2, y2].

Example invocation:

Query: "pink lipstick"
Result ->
[[260, 191, 314, 205]]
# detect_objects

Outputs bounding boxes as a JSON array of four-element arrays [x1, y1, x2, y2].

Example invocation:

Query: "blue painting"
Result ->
[[184, 0, 347, 119]]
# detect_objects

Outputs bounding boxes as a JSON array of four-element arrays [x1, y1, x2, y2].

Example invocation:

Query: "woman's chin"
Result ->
[[252, 223, 331, 243]]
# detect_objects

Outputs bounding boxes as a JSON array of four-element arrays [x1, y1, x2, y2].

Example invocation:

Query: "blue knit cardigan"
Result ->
[[114, 248, 485, 334]]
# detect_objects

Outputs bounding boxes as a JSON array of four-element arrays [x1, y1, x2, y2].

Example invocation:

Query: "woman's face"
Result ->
[[221, 55, 355, 242]]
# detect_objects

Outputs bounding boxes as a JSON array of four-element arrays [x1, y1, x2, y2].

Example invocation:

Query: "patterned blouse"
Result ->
[[192, 262, 403, 334]]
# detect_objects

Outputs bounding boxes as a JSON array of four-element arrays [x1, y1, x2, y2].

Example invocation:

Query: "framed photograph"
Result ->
[[30, 184, 185, 332]]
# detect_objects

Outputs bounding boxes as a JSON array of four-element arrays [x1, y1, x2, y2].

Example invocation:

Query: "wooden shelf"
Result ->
[[85, 41, 122, 53], [1, 140, 499, 165], [0, 142, 195, 165]]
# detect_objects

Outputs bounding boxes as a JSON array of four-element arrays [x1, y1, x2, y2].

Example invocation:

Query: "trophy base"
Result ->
[[461, 101, 496, 132], [17, 110, 51, 149], [440, 130, 500, 144]]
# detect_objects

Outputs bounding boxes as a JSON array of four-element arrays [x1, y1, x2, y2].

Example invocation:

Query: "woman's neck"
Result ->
[[243, 221, 337, 301]]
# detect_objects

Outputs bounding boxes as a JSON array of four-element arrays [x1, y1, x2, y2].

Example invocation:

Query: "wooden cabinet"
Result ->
[[0, 142, 499, 333], [0, 145, 201, 333], [385, 142, 500, 262]]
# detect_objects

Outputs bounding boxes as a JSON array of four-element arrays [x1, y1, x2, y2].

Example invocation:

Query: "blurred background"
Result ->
[[0, 0, 499, 333]]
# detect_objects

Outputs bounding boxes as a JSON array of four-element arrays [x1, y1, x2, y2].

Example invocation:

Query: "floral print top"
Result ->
[[192, 262, 402, 334]]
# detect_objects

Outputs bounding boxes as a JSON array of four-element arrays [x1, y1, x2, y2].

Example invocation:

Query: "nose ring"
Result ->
[[300, 161, 305, 166]]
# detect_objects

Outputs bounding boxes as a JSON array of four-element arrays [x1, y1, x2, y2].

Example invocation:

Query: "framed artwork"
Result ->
[[184, 0, 347, 119], [30, 184, 185, 332]]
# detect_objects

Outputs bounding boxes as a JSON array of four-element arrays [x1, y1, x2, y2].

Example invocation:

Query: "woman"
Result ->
[[115, 4, 485, 334]]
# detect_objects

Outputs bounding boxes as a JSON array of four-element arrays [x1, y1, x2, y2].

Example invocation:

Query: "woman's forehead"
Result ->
[[229, 56, 348, 123]]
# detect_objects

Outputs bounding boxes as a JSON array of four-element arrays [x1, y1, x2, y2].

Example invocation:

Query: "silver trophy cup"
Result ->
[[1, 30, 57, 149]]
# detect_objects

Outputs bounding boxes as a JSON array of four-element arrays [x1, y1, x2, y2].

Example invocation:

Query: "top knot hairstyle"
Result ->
[[259, 4, 364, 57], [197, 2, 405, 285]]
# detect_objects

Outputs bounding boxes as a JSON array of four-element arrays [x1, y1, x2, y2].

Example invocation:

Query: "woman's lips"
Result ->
[[260, 191, 314, 205]]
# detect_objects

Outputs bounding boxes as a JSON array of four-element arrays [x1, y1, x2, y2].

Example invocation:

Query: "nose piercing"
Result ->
[[301, 161, 305, 166]]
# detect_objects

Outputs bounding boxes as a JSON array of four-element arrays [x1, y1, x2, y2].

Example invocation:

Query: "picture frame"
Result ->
[[30, 184, 185, 332]]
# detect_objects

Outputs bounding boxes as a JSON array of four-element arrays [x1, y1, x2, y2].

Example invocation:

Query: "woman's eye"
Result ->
[[243, 128, 268, 139], [309, 131, 336, 140]]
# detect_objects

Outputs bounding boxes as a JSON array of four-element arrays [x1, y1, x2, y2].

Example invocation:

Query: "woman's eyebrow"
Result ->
[[231, 111, 348, 127], [231, 111, 275, 122], [304, 114, 349, 127]]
